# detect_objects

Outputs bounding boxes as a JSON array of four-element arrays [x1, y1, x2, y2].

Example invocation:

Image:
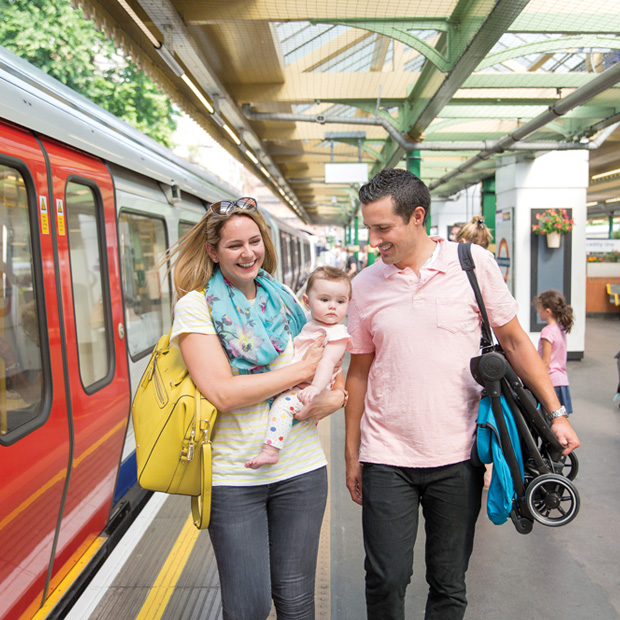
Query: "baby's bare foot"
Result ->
[[245, 445, 280, 469]]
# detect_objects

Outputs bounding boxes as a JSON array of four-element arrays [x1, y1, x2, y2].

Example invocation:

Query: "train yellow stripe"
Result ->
[[29, 536, 106, 620], [135, 514, 200, 620]]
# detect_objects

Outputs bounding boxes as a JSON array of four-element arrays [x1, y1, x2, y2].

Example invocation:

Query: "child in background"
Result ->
[[534, 290, 574, 415], [246, 266, 351, 468]]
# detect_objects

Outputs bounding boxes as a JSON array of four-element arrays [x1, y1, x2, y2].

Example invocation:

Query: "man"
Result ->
[[344, 168, 580, 620]]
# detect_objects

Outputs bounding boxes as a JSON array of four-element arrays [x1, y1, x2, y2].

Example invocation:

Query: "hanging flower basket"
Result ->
[[532, 209, 574, 249], [546, 231, 562, 248]]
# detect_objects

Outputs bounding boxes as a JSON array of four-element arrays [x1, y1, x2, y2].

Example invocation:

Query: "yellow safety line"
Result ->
[[135, 513, 201, 620], [29, 536, 106, 620]]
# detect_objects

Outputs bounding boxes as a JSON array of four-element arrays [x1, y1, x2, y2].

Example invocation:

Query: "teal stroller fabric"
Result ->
[[477, 394, 525, 525]]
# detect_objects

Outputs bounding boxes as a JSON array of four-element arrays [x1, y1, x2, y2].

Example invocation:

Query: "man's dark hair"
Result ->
[[358, 168, 431, 224]]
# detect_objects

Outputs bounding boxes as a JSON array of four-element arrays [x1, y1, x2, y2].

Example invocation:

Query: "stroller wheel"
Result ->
[[553, 452, 579, 480], [525, 474, 580, 527]]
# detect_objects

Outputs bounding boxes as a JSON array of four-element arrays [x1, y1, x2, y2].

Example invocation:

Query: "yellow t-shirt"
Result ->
[[171, 290, 327, 486]]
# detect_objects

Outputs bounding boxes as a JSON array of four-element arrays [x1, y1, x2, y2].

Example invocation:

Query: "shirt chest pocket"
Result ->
[[435, 297, 479, 334]]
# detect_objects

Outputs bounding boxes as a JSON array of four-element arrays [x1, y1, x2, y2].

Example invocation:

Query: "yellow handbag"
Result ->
[[131, 329, 218, 530]]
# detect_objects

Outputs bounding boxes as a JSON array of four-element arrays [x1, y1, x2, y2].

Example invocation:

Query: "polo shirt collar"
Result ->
[[380, 236, 449, 279]]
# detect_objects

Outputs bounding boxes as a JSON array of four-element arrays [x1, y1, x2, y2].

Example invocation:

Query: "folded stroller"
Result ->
[[458, 243, 580, 535]]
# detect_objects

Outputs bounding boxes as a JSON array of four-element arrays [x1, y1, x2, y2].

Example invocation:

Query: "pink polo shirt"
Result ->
[[348, 238, 518, 468]]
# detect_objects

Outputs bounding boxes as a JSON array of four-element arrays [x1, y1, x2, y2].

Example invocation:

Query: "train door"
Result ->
[[0, 121, 70, 620], [38, 139, 130, 598]]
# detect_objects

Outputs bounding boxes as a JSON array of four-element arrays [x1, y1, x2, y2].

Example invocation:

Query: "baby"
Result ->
[[246, 266, 351, 468]]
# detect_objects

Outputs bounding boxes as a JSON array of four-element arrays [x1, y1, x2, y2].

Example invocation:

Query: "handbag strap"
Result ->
[[457, 242, 494, 349]]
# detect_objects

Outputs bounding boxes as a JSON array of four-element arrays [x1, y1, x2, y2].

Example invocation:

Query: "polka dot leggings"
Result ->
[[264, 389, 304, 449]]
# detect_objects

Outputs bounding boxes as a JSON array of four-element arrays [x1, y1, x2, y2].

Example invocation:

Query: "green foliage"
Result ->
[[532, 208, 575, 235], [0, 0, 176, 147]]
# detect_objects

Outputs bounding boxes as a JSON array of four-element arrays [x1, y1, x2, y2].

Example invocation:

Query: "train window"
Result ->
[[0, 164, 44, 435], [279, 231, 291, 289], [179, 220, 196, 238], [119, 212, 171, 359], [66, 181, 111, 387]]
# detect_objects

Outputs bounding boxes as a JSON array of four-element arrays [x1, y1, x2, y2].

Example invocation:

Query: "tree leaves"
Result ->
[[0, 0, 177, 146]]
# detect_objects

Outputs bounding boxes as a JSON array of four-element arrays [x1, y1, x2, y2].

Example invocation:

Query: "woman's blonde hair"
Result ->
[[164, 206, 277, 299], [456, 215, 493, 249]]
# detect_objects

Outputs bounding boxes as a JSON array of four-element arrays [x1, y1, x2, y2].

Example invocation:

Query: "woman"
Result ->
[[456, 215, 493, 249], [168, 197, 346, 620]]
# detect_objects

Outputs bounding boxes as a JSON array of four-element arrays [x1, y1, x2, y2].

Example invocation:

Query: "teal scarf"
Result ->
[[205, 268, 306, 374]]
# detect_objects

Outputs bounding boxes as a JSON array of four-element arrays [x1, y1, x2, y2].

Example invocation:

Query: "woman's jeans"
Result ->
[[362, 461, 484, 620], [208, 467, 328, 620]]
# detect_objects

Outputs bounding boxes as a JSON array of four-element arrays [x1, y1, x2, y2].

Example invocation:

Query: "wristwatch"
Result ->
[[334, 388, 349, 408], [548, 405, 567, 419]]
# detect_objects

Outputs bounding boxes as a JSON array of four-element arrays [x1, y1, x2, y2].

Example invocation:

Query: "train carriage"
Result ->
[[0, 46, 315, 620]]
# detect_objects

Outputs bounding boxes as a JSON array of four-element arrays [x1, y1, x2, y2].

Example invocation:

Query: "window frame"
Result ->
[[0, 154, 52, 445], [118, 208, 171, 361], [64, 174, 115, 394]]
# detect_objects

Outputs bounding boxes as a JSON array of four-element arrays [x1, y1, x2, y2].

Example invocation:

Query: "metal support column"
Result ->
[[482, 176, 497, 246]]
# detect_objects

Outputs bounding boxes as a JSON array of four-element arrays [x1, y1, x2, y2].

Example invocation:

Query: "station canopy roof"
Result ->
[[75, 0, 620, 225]]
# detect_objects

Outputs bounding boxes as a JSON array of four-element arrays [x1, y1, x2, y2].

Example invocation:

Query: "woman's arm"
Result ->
[[180, 332, 324, 411]]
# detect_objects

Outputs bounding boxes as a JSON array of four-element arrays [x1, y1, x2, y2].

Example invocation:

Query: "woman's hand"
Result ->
[[295, 387, 343, 421]]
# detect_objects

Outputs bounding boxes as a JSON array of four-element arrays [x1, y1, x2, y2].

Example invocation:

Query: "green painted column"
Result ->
[[609, 215, 615, 238], [481, 176, 496, 246], [406, 151, 428, 232]]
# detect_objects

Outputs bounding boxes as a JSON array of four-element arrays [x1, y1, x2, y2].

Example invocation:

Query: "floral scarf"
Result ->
[[205, 267, 306, 374]]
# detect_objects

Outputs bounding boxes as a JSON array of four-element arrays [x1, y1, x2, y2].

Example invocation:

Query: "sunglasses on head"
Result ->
[[209, 197, 258, 217]]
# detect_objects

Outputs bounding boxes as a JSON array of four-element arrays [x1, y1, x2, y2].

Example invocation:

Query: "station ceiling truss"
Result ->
[[74, 0, 620, 225]]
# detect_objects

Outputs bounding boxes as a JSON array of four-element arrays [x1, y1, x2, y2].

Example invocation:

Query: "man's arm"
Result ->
[[494, 316, 580, 455], [344, 352, 374, 505]]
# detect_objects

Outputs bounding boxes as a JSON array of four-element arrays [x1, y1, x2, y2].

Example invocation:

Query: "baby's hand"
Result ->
[[299, 385, 321, 405]]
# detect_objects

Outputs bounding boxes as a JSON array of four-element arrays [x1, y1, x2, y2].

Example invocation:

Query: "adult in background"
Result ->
[[167, 197, 346, 620], [344, 169, 580, 620], [456, 215, 493, 249]]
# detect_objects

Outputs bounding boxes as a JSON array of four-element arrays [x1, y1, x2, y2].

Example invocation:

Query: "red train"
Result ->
[[0, 46, 316, 620]]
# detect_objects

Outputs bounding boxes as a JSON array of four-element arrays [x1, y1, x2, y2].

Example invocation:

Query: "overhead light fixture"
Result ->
[[181, 74, 214, 114], [116, 0, 161, 48], [592, 167, 620, 180], [156, 45, 184, 77], [260, 166, 271, 178], [244, 149, 259, 165], [586, 201, 598, 207], [222, 123, 241, 145], [605, 197, 620, 203]]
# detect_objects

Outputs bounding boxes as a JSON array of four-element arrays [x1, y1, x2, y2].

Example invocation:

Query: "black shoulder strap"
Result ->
[[457, 242, 494, 349]]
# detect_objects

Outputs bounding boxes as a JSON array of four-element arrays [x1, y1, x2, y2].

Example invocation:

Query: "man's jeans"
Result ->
[[208, 467, 327, 620], [362, 461, 484, 620]]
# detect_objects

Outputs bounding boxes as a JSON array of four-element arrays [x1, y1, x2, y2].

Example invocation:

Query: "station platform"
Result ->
[[66, 317, 620, 620]]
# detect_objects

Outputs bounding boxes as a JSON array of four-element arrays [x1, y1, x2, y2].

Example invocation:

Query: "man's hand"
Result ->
[[550, 416, 580, 455], [346, 459, 363, 506]]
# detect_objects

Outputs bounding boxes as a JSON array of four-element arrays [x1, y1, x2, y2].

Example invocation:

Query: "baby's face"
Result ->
[[304, 278, 350, 326]]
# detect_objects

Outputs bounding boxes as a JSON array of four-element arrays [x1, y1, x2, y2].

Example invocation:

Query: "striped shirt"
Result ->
[[171, 290, 327, 486]]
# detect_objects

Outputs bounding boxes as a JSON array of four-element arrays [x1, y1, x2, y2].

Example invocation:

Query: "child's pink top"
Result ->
[[537, 323, 569, 387], [293, 320, 351, 383]]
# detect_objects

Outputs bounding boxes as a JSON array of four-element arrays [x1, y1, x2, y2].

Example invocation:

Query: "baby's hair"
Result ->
[[534, 289, 574, 333], [306, 266, 352, 299]]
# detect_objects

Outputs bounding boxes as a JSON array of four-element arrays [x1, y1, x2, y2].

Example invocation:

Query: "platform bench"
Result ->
[[606, 283, 620, 306]]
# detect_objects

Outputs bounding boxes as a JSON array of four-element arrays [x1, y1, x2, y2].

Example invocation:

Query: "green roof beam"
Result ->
[[510, 13, 620, 34], [309, 17, 455, 71], [477, 35, 620, 70]]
